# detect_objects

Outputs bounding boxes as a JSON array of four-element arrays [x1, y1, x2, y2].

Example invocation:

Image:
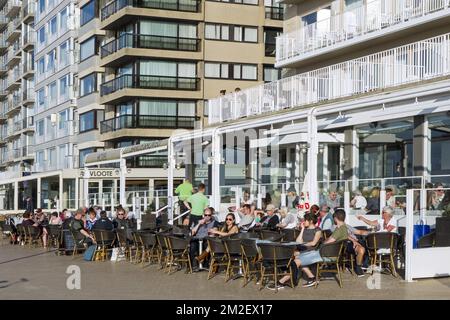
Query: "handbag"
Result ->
[[413, 219, 431, 249], [83, 244, 97, 261], [111, 247, 119, 262]]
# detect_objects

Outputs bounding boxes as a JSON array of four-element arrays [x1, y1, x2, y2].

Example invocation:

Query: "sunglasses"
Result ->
[[226, 218, 234, 221], [117, 214, 124, 216], [204, 214, 212, 217]]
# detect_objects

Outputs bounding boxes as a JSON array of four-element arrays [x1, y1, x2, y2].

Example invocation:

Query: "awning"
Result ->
[[84, 139, 169, 167], [250, 132, 345, 148]]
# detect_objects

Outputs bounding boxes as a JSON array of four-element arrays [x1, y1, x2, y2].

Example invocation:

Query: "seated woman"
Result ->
[[49, 212, 62, 225], [272, 213, 322, 290], [195, 213, 238, 265]]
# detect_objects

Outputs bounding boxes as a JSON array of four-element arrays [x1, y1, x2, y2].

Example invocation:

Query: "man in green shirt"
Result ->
[[175, 178, 193, 214], [184, 183, 209, 227]]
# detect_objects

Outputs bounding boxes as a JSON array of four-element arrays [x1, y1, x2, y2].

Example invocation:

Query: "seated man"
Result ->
[[318, 205, 334, 231], [69, 209, 95, 245], [276, 207, 297, 229], [346, 224, 368, 277], [113, 208, 136, 241], [357, 206, 397, 233], [256, 204, 279, 230], [237, 204, 255, 231], [190, 207, 219, 272], [93, 211, 114, 231]]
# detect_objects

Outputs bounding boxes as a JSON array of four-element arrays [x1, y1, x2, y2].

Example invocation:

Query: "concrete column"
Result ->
[[119, 158, 127, 207], [295, 143, 301, 194], [307, 110, 319, 205], [75, 177, 79, 209], [59, 174, 63, 211], [413, 115, 429, 178], [167, 138, 175, 221], [98, 179, 103, 206], [14, 181, 18, 211], [286, 147, 291, 190], [83, 174, 89, 207], [37, 177, 41, 209]]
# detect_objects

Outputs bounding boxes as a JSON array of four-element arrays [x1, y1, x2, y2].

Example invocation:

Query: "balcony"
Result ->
[[0, 36, 7, 54], [6, 146, 33, 163], [265, 6, 284, 20], [0, 14, 7, 31], [33, 156, 76, 172], [101, 0, 201, 21], [101, 33, 201, 61], [22, 90, 34, 105], [208, 33, 450, 124], [100, 74, 200, 96], [276, 0, 450, 68], [22, 30, 35, 51], [6, 96, 22, 114], [22, 60, 34, 79], [6, 21, 21, 43], [22, 1, 35, 23], [100, 114, 198, 134], [6, 0, 22, 18]]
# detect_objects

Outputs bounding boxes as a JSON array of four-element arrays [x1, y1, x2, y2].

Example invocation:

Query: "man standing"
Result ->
[[175, 178, 193, 214], [184, 183, 209, 227]]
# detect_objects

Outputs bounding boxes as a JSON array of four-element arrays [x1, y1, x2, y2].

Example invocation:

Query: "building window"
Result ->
[[38, 27, 46, 47], [49, 16, 57, 38], [59, 41, 69, 68], [36, 120, 44, 136], [37, 89, 45, 109], [205, 24, 257, 43], [263, 65, 281, 82], [79, 110, 97, 132], [59, 7, 68, 34], [139, 60, 197, 78], [59, 110, 68, 129], [59, 75, 69, 102], [49, 81, 57, 106], [37, 57, 45, 77], [80, 37, 96, 61], [80, 73, 97, 97], [264, 28, 281, 56], [47, 50, 56, 73], [81, 1, 96, 26], [204, 62, 257, 80]]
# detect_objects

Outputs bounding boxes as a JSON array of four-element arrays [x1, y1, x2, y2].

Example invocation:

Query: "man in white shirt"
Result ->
[[356, 206, 397, 233]]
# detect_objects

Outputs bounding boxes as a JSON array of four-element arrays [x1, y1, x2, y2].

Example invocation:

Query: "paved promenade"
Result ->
[[0, 245, 449, 299]]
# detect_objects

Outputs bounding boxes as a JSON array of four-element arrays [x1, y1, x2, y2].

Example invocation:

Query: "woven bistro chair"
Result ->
[[166, 235, 192, 274], [257, 242, 296, 293], [206, 236, 229, 280], [366, 232, 399, 277], [115, 228, 132, 262], [131, 231, 145, 264], [140, 231, 158, 266], [223, 238, 244, 282], [46, 225, 63, 253], [315, 240, 345, 288], [93, 229, 116, 261], [240, 238, 261, 287], [156, 232, 170, 271]]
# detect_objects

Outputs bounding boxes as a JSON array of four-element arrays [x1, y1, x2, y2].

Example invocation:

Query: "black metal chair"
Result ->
[[46, 225, 62, 253], [166, 235, 192, 274], [241, 238, 260, 287], [115, 228, 132, 262], [131, 231, 144, 264], [257, 243, 295, 292], [341, 239, 355, 275], [156, 232, 170, 271], [140, 232, 158, 266], [16, 224, 26, 245], [280, 228, 299, 242], [322, 229, 333, 240], [366, 232, 398, 277], [230, 232, 259, 240], [69, 229, 87, 258], [0, 221, 13, 245], [315, 240, 345, 288], [417, 231, 435, 248], [26, 225, 42, 248], [93, 229, 116, 261], [223, 238, 243, 282], [206, 236, 228, 280], [141, 213, 157, 231]]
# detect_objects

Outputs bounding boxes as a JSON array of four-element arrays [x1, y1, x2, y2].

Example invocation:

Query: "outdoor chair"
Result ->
[[281, 228, 299, 242], [257, 242, 296, 293], [140, 214, 157, 231], [93, 229, 116, 261], [156, 232, 170, 271], [140, 231, 158, 266], [131, 231, 145, 264], [0, 221, 14, 245], [240, 239, 261, 287], [223, 238, 243, 282], [322, 229, 333, 240], [26, 225, 42, 248], [230, 232, 259, 240], [16, 224, 26, 245], [115, 229, 132, 262], [166, 235, 192, 274], [418, 231, 436, 248], [340, 240, 355, 275], [69, 229, 87, 258], [366, 232, 398, 277], [46, 225, 62, 253], [315, 240, 345, 288], [206, 236, 228, 280]]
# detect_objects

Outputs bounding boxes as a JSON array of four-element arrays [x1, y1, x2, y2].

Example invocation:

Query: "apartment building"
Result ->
[[166, 0, 450, 213], [0, 0, 36, 211], [0, 0, 283, 213]]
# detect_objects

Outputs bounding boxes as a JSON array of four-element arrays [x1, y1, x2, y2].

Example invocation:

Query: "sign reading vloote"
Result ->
[[79, 169, 121, 178]]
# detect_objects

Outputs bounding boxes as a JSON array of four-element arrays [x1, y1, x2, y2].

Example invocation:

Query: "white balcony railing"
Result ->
[[33, 156, 76, 172], [208, 32, 450, 124], [276, 0, 450, 65]]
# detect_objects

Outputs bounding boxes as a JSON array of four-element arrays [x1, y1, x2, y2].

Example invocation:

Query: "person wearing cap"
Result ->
[[257, 204, 279, 230]]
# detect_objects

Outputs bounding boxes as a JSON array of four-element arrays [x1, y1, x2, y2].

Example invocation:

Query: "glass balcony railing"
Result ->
[[101, 33, 200, 58], [276, 0, 450, 65], [100, 114, 198, 133], [100, 74, 200, 96], [208, 32, 450, 124], [101, 0, 201, 21]]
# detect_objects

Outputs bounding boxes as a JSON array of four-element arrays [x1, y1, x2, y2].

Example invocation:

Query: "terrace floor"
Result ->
[[0, 244, 449, 300]]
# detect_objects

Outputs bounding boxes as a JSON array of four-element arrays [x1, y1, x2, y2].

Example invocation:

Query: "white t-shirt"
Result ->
[[353, 195, 367, 209], [377, 217, 397, 233], [386, 196, 395, 208]]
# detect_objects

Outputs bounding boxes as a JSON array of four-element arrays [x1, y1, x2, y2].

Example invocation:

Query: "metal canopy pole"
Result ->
[[119, 158, 127, 207], [167, 137, 175, 223]]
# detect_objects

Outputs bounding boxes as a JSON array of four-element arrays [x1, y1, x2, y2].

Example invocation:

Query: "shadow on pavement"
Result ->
[[0, 250, 57, 265], [0, 278, 29, 289]]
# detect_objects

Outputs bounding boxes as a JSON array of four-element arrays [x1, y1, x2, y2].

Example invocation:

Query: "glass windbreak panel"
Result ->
[[357, 120, 413, 179], [0, 183, 15, 210], [63, 179, 76, 209], [429, 113, 450, 179]]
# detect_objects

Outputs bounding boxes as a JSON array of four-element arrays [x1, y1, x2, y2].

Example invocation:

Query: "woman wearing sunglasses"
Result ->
[[208, 213, 239, 237]]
